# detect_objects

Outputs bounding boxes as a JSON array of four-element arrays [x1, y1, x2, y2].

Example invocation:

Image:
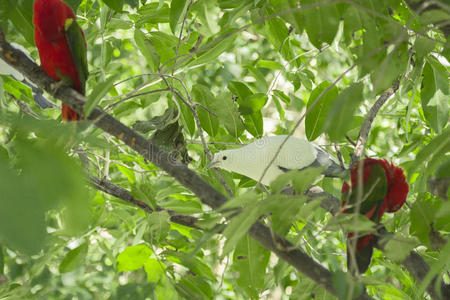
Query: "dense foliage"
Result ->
[[0, 0, 449, 299]]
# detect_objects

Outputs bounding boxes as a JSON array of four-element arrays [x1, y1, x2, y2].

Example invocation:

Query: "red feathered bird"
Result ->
[[33, 0, 88, 121], [341, 158, 408, 273]]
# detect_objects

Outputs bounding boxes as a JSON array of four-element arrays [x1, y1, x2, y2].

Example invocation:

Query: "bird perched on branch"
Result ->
[[34, 0, 88, 121], [208, 135, 345, 186], [341, 158, 409, 274]]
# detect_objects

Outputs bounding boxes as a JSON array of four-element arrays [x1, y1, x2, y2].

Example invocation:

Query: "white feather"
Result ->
[[210, 135, 339, 185]]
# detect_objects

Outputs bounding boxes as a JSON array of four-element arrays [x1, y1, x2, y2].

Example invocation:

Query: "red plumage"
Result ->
[[342, 158, 409, 273], [33, 0, 85, 121]]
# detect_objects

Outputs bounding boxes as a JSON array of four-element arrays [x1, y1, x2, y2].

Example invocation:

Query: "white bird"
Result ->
[[208, 135, 345, 186]]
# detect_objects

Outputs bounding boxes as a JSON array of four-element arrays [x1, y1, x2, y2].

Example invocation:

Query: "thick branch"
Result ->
[[0, 30, 363, 298]]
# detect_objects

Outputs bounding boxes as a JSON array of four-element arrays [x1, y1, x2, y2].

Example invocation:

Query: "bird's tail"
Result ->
[[347, 233, 376, 274], [323, 160, 347, 178], [62, 104, 81, 121], [314, 145, 347, 178]]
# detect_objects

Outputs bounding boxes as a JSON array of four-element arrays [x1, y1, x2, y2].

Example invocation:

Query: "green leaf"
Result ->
[[303, 0, 340, 49], [0, 130, 90, 254], [232, 236, 270, 298], [7, 0, 34, 45], [170, 0, 189, 34], [256, 60, 283, 70], [134, 29, 160, 72], [408, 127, 450, 178], [103, 0, 124, 12], [410, 199, 436, 244], [324, 82, 364, 141], [192, 84, 220, 137], [187, 31, 236, 67], [327, 214, 376, 234], [305, 81, 338, 141], [421, 58, 449, 133], [238, 93, 268, 115], [332, 269, 363, 300], [117, 244, 153, 272], [371, 45, 408, 95], [272, 95, 285, 120], [178, 96, 196, 136], [85, 73, 121, 116], [210, 92, 244, 138], [270, 168, 324, 195], [221, 191, 261, 256], [383, 234, 417, 262], [272, 90, 291, 105], [160, 198, 203, 214], [179, 274, 214, 299], [137, 3, 170, 25], [59, 242, 89, 273], [414, 36, 436, 58], [144, 258, 165, 283], [116, 164, 136, 184], [165, 250, 216, 281], [243, 112, 264, 138], [264, 11, 289, 50]]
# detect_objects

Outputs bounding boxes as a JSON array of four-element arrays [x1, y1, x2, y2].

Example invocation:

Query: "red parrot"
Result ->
[[341, 158, 408, 274], [33, 0, 88, 121]]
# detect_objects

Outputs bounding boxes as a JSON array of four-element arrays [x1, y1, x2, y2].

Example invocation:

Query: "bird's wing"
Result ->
[[64, 18, 88, 94]]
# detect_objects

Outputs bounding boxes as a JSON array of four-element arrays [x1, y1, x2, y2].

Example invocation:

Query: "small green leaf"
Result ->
[[210, 92, 244, 138], [160, 198, 203, 214], [408, 127, 450, 178], [59, 242, 89, 273], [324, 82, 364, 141], [116, 244, 153, 272], [256, 60, 283, 70], [85, 74, 121, 117], [170, 0, 188, 34], [305, 81, 338, 141], [7, 0, 34, 45], [134, 29, 160, 72], [303, 0, 340, 49], [264, 12, 289, 50], [332, 269, 363, 300], [116, 164, 136, 184], [103, 0, 124, 12], [410, 199, 436, 244], [371, 45, 408, 95], [232, 236, 270, 298], [272, 90, 291, 105], [144, 258, 165, 282], [414, 36, 436, 58], [383, 234, 417, 262], [192, 84, 220, 137], [187, 31, 236, 67], [238, 93, 268, 115]]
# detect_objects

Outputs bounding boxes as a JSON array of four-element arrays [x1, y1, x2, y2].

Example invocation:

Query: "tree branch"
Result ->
[[89, 175, 200, 229], [0, 30, 371, 298], [351, 80, 400, 165]]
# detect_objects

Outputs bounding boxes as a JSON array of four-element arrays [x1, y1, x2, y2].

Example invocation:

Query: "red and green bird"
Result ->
[[33, 0, 88, 121], [341, 158, 409, 274]]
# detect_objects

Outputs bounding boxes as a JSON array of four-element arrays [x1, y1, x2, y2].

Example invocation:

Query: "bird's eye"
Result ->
[[222, 156, 227, 160]]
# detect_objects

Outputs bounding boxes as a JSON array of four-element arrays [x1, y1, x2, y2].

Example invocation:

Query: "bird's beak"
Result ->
[[206, 161, 220, 169]]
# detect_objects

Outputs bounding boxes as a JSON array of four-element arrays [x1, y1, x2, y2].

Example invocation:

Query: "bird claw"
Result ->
[[50, 80, 67, 94]]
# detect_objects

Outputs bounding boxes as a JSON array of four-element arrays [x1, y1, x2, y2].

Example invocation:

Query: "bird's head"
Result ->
[[207, 150, 235, 172]]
